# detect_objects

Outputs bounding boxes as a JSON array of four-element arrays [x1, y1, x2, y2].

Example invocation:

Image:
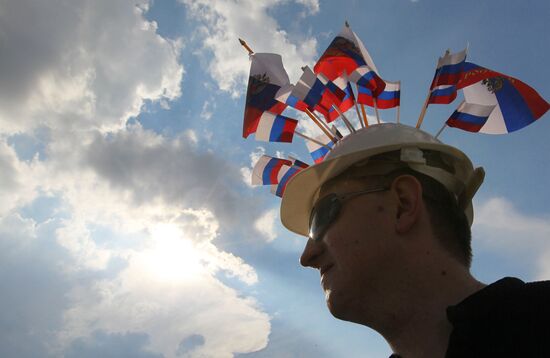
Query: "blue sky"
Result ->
[[0, 0, 549, 357]]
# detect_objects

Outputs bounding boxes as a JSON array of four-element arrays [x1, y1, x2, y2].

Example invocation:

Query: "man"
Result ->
[[280, 123, 550, 357]]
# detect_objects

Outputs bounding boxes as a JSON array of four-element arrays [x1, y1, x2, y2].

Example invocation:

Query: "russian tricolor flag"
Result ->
[[357, 80, 400, 109], [272, 165, 302, 197], [428, 84, 458, 104], [254, 112, 298, 143], [314, 23, 379, 81], [349, 66, 386, 97], [446, 101, 495, 132], [455, 62, 549, 134], [243, 53, 290, 138], [306, 133, 335, 164], [251, 155, 292, 185], [430, 48, 467, 89]]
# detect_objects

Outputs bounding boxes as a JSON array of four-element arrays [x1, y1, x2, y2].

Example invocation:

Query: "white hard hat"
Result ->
[[280, 123, 485, 237]]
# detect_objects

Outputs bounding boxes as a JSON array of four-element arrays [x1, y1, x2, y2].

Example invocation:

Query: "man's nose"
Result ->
[[300, 238, 324, 268]]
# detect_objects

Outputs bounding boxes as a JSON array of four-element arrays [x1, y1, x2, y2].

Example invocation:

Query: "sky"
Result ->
[[0, 0, 549, 357]]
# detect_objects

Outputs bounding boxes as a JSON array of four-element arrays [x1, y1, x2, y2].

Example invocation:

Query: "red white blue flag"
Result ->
[[305, 132, 335, 164], [251, 155, 292, 185], [446, 101, 496, 132], [454, 63, 549, 134], [427, 48, 467, 105], [272, 164, 303, 197], [317, 73, 356, 122], [357, 80, 400, 109], [243, 53, 290, 138], [254, 112, 298, 143], [314, 23, 379, 81], [349, 66, 386, 97], [430, 48, 468, 89], [288, 157, 310, 168]]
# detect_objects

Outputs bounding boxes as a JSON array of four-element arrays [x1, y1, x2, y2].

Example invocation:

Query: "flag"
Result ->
[[446, 101, 496, 132], [251, 155, 292, 185], [357, 85, 375, 106], [430, 48, 467, 89], [428, 84, 458, 104], [456, 63, 549, 134], [349, 66, 386, 97], [306, 133, 335, 163], [288, 157, 310, 168], [272, 165, 303, 197], [357, 80, 400, 109], [254, 112, 298, 143], [243, 53, 290, 138], [317, 73, 356, 122], [314, 23, 379, 81]]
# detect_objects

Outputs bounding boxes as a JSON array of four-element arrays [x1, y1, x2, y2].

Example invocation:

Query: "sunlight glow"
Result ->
[[145, 223, 205, 282]]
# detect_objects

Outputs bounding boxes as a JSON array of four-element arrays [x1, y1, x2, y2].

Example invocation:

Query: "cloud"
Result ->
[[200, 100, 215, 120], [0, 0, 272, 357], [473, 197, 550, 279], [0, 0, 183, 135], [180, 0, 319, 96], [255, 208, 279, 242]]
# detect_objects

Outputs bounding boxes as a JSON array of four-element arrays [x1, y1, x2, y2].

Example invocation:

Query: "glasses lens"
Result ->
[[309, 194, 341, 241]]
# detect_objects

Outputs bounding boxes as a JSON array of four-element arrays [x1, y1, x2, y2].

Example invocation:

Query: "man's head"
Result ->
[[281, 123, 484, 324]]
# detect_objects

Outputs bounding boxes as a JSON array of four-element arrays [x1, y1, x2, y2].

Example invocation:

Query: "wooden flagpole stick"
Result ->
[[416, 90, 431, 128], [331, 104, 356, 133], [435, 123, 447, 139], [373, 98, 381, 124], [305, 108, 338, 143], [354, 101, 365, 128], [360, 104, 369, 127], [295, 131, 332, 150], [238, 38, 254, 55], [310, 108, 333, 135]]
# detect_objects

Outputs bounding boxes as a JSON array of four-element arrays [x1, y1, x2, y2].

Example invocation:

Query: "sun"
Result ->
[[144, 223, 205, 282]]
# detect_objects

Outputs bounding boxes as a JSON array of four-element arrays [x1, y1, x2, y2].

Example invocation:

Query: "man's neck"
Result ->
[[375, 263, 485, 358]]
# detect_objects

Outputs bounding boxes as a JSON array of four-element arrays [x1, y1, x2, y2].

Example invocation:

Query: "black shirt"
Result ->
[[390, 277, 550, 358]]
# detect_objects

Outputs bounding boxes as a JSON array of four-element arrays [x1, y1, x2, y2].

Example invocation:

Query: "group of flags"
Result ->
[[243, 22, 549, 198], [244, 23, 402, 196], [425, 49, 549, 134]]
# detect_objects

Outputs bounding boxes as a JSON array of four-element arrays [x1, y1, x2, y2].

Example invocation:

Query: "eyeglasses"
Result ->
[[308, 186, 389, 242]]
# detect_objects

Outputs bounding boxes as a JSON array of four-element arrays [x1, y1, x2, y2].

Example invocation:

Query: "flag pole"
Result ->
[[295, 131, 333, 150], [354, 84, 368, 127], [309, 108, 334, 137], [373, 98, 381, 124], [416, 91, 431, 128], [396, 81, 401, 124], [305, 108, 338, 143], [435, 123, 447, 139], [354, 101, 365, 128], [331, 104, 356, 133], [238, 38, 254, 55]]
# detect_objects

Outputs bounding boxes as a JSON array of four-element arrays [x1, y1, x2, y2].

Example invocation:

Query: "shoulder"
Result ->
[[446, 277, 550, 357]]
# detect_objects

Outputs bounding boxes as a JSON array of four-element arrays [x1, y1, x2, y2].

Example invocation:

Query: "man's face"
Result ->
[[300, 175, 406, 324]]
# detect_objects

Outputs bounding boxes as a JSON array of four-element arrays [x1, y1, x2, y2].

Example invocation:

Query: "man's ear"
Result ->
[[390, 175, 423, 234]]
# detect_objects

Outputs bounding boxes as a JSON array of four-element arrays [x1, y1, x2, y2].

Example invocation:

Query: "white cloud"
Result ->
[[0, 1, 271, 356], [57, 209, 269, 358], [255, 208, 279, 242], [200, 100, 215, 120], [180, 0, 319, 96], [473, 197, 550, 279], [0, 0, 183, 135], [241, 146, 266, 187]]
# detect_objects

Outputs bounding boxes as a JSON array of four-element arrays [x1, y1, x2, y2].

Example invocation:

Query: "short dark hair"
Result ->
[[333, 150, 473, 267]]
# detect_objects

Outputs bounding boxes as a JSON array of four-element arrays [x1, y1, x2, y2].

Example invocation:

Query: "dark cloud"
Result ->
[[84, 126, 264, 235]]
